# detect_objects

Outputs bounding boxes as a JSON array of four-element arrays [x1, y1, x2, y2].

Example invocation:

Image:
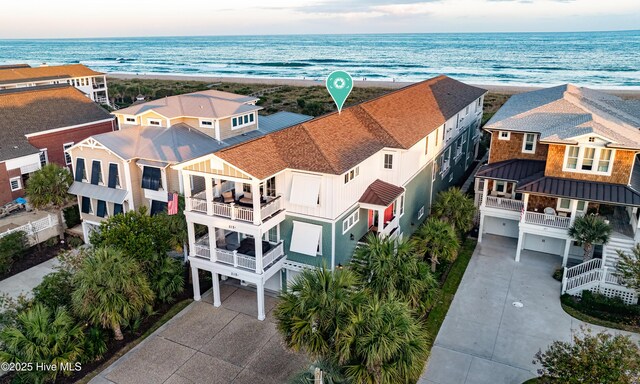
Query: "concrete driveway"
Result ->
[[0, 257, 58, 300], [420, 234, 639, 384], [91, 284, 308, 384]]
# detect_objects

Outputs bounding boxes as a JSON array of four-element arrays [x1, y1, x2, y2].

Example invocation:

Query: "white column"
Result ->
[[478, 211, 485, 243], [205, 176, 214, 216], [184, 173, 192, 212], [480, 178, 488, 207], [562, 238, 571, 267], [515, 230, 524, 262], [178, 170, 184, 195], [211, 272, 221, 307], [187, 220, 196, 257], [191, 265, 201, 301], [255, 229, 264, 273], [208, 225, 216, 262], [257, 280, 266, 321], [520, 194, 530, 223], [378, 208, 385, 236], [252, 181, 262, 225], [569, 200, 578, 226]]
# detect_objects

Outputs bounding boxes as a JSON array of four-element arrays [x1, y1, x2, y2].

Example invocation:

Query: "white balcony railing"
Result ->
[[192, 240, 285, 274], [524, 211, 571, 229], [485, 196, 524, 212], [187, 195, 283, 224]]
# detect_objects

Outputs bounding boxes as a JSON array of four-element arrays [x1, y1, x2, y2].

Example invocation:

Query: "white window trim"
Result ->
[[124, 116, 137, 125], [199, 119, 214, 128], [343, 166, 359, 184], [39, 148, 48, 167], [147, 118, 162, 126], [522, 133, 537, 153], [417, 206, 425, 220], [63, 142, 74, 165], [383, 153, 394, 170], [77, 157, 88, 182], [92, 160, 104, 186], [398, 193, 405, 218], [108, 162, 122, 189], [231, 113, 255, 130], [556, 198, 572, 212], [9, 177, 21, 191], [562, 145, 615, 176], [493, 180, 507, 195], [342, 209, 360, 234]]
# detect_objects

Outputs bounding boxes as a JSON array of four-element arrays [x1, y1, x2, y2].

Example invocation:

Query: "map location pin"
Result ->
[[326, 71, 353, 114]]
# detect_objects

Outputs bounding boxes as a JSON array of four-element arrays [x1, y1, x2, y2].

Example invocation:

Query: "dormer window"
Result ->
[[498, 131, 510, 140], [564, 146, 614, 174], [125, 117, 136, 124], [522, 133, 536, 153], [200, 119, 213, 128]]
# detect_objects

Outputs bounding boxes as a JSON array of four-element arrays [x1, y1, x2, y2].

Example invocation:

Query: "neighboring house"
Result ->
[[475, 84, 640, 304], [69, 88, 311, 240], [0, 63, 109, 104], [172, 75, 487, 320], [0, 85, 115, 205]]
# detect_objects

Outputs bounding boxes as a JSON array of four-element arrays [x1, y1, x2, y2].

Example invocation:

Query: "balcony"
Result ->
[[186, 194, 283, 224], [192, 235, 285, 274], [524, 211, 571, 229], [485, 196, 524, 212]]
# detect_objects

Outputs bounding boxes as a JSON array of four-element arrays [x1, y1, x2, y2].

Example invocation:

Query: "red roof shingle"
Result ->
[[359, 179, 405, 207]]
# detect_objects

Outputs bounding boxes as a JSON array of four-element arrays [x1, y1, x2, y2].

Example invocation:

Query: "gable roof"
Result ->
[[217, 75, 487, 179], [485, 84, 640, 149], [115, 90, 261, 119], [359, 179, 405, 207], [0, 64, 102, 85], [0, 85, 112, 162]]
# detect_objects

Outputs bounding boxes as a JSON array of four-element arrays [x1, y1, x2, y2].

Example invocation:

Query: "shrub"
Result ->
[[296, 98, 306, 108], [0, 231, 28, 274], [552, 267, 564, 281], [33, 270, 74, 310], [83, 326, 108, 362], [580, 291, 640, 316], [44, 236, 58, 247], [534, 326, 640, 383], [63, 204, 81, 228], [302, 101, 326, 116], [67, 235, 84, 248]]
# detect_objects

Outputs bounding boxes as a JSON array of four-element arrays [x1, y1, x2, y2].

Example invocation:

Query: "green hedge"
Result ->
[[63, 204, 81, 228], [561, 292, 640, 326]]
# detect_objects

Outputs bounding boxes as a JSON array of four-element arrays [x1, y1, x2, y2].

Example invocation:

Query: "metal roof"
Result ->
[[476, 159, 546, 184], [516, 177, 640, 206], [258, 112, 313, 133], [359, 179, 405, 207], [69, 182, 128, 204]]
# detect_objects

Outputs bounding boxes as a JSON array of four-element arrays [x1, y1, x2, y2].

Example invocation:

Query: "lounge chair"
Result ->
[[239, 192, 253, 205], [222, 191, 234, 204]]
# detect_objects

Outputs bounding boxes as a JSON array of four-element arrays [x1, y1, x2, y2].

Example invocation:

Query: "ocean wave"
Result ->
[[233, 62, 313, 67]]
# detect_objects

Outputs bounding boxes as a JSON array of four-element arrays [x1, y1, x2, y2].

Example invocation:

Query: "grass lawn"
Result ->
[[425, 238, 477, 349]]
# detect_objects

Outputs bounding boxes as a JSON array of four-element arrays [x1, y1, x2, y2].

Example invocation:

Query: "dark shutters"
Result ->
[[81, 196, 91, 213], [75, 159, 85, 182], [141, 167, 161, 191], [150, 200, 167, 216], [108, 164, 119, 188], [113, 203, 123, 215], [96, 200, 106, 217], [91, 161, 101, 185]]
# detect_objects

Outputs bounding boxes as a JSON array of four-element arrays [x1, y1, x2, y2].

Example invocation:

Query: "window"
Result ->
[[441, 147, 451, 174], [267, 227, 278, 243], [588, 137, 595, 142], [9, 177, 21, 191], [125, 117, 136, 124], [557, 198, 571, 212], [499, 131, 510, 140], [39, 149, 48, 167], [96, 200, 107, 218], [108, 163, 120, 188], [81, 196, 92, 214], [75, 158, 87, 182], [577, 200, 587, 211], [342, 210, 360, 234], [91, 161, 103, 185], [417, 206, 425, 220], [477, 98, 482, 108], [432, 162, 438, 181], [232, 113, 254, 129], [425, 136, 429, 155], [63, 142, 74, 165], [344, 166, 359, 184], [113, 203, 124, 216], [200, 120, 213, 127], [522, 133, 536, 153], [465, 106, 470, 115], [598, 149, 612, 172], [141, 166, 162, 191], [494, 180, 506, 194], [581, 147, 595, 170], [399, 194, 404, 216], [265, 177, 276, 197], [566, 146, 579, 169], [147, 119, 161, 126], [435, 128, 439, 146], [384, 154, 393, 169]]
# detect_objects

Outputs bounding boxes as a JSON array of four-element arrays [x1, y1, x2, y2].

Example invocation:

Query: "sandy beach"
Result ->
[[108, 72, 640, 98]]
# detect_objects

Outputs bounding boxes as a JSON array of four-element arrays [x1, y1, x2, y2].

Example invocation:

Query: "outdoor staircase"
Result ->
[[602, 233, 635, 268]]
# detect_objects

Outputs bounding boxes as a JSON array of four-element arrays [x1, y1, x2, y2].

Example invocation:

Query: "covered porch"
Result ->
[[357, 179, 405, 242]]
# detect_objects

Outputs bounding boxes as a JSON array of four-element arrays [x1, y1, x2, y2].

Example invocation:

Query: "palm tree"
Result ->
[[0, 304, 84, 384], [25, 163, 74, 239], [274, 266, 363, 359], [72, 247, 154, 340], [350, 235, 438, 311], [414, 217, 460, 273], [568, 214, 612, 261], [431, 187, 476, 234], [149, 256, 185, 303], [337, 296, 429, 384]]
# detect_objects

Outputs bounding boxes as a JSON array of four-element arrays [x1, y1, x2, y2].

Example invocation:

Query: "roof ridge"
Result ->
[[297, 122, 339, 174], [351, 105, 403, 148]]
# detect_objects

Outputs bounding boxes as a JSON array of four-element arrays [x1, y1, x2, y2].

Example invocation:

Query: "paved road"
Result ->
[[420, 234, 639, 384], [0, 257, 58, 301], [90, 284, 308, 384]]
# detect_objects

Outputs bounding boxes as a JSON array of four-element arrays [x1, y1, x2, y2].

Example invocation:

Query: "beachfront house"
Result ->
[[0, 63, 110, 105], [173, 75, 487, 320], [0, 85, 115, 206], [68, 89, 311, 240], [475, 84, 640, 304]]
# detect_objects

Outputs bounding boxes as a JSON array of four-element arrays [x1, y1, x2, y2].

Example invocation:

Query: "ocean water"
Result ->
[[0, 31, 639, 87]]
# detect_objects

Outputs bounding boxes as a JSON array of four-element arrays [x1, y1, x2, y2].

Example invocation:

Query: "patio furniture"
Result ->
[[558, 212, 568, 218], [543, 207, 556, 216], [239, 192, 253, 205], [222, 191, 234, 203]]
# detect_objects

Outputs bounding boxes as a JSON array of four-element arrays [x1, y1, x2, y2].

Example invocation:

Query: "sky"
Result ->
[[1, 0, 639, 38]]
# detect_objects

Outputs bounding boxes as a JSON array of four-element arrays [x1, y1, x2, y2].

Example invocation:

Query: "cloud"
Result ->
[[294, 0, 439, 15]]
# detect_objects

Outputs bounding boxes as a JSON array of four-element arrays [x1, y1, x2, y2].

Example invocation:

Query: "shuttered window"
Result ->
[[81, 196, 91, 214], [91, 161, 102, 185], [108, 163, 119, 188], [141, 166, 162, 191], [97, 200, 107, 217], [75, 159, 86, 182]]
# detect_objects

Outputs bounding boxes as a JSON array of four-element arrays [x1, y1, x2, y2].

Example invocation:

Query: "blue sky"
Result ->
[[1, 0, 639, 38]]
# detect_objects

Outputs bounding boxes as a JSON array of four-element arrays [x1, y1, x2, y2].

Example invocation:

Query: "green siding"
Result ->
[[334, 206, 369, 267], [280, 216, 332, 267], [398, 164, 432, 235]]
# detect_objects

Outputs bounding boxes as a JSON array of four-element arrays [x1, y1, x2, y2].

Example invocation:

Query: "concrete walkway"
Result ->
[[420, 234, 639, 384], [90, 284, 308, 384], [0, 257, 59, 300]]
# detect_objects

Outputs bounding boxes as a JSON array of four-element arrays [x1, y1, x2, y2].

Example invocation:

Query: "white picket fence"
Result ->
[[0, 214, 58, 240]]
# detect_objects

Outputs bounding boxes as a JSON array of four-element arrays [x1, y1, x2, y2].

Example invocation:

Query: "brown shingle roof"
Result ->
[[0, 85, 112, 161], [0, 64, 103, 85], [359, 179, 405, 207], [217, 75, 486, 179]]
